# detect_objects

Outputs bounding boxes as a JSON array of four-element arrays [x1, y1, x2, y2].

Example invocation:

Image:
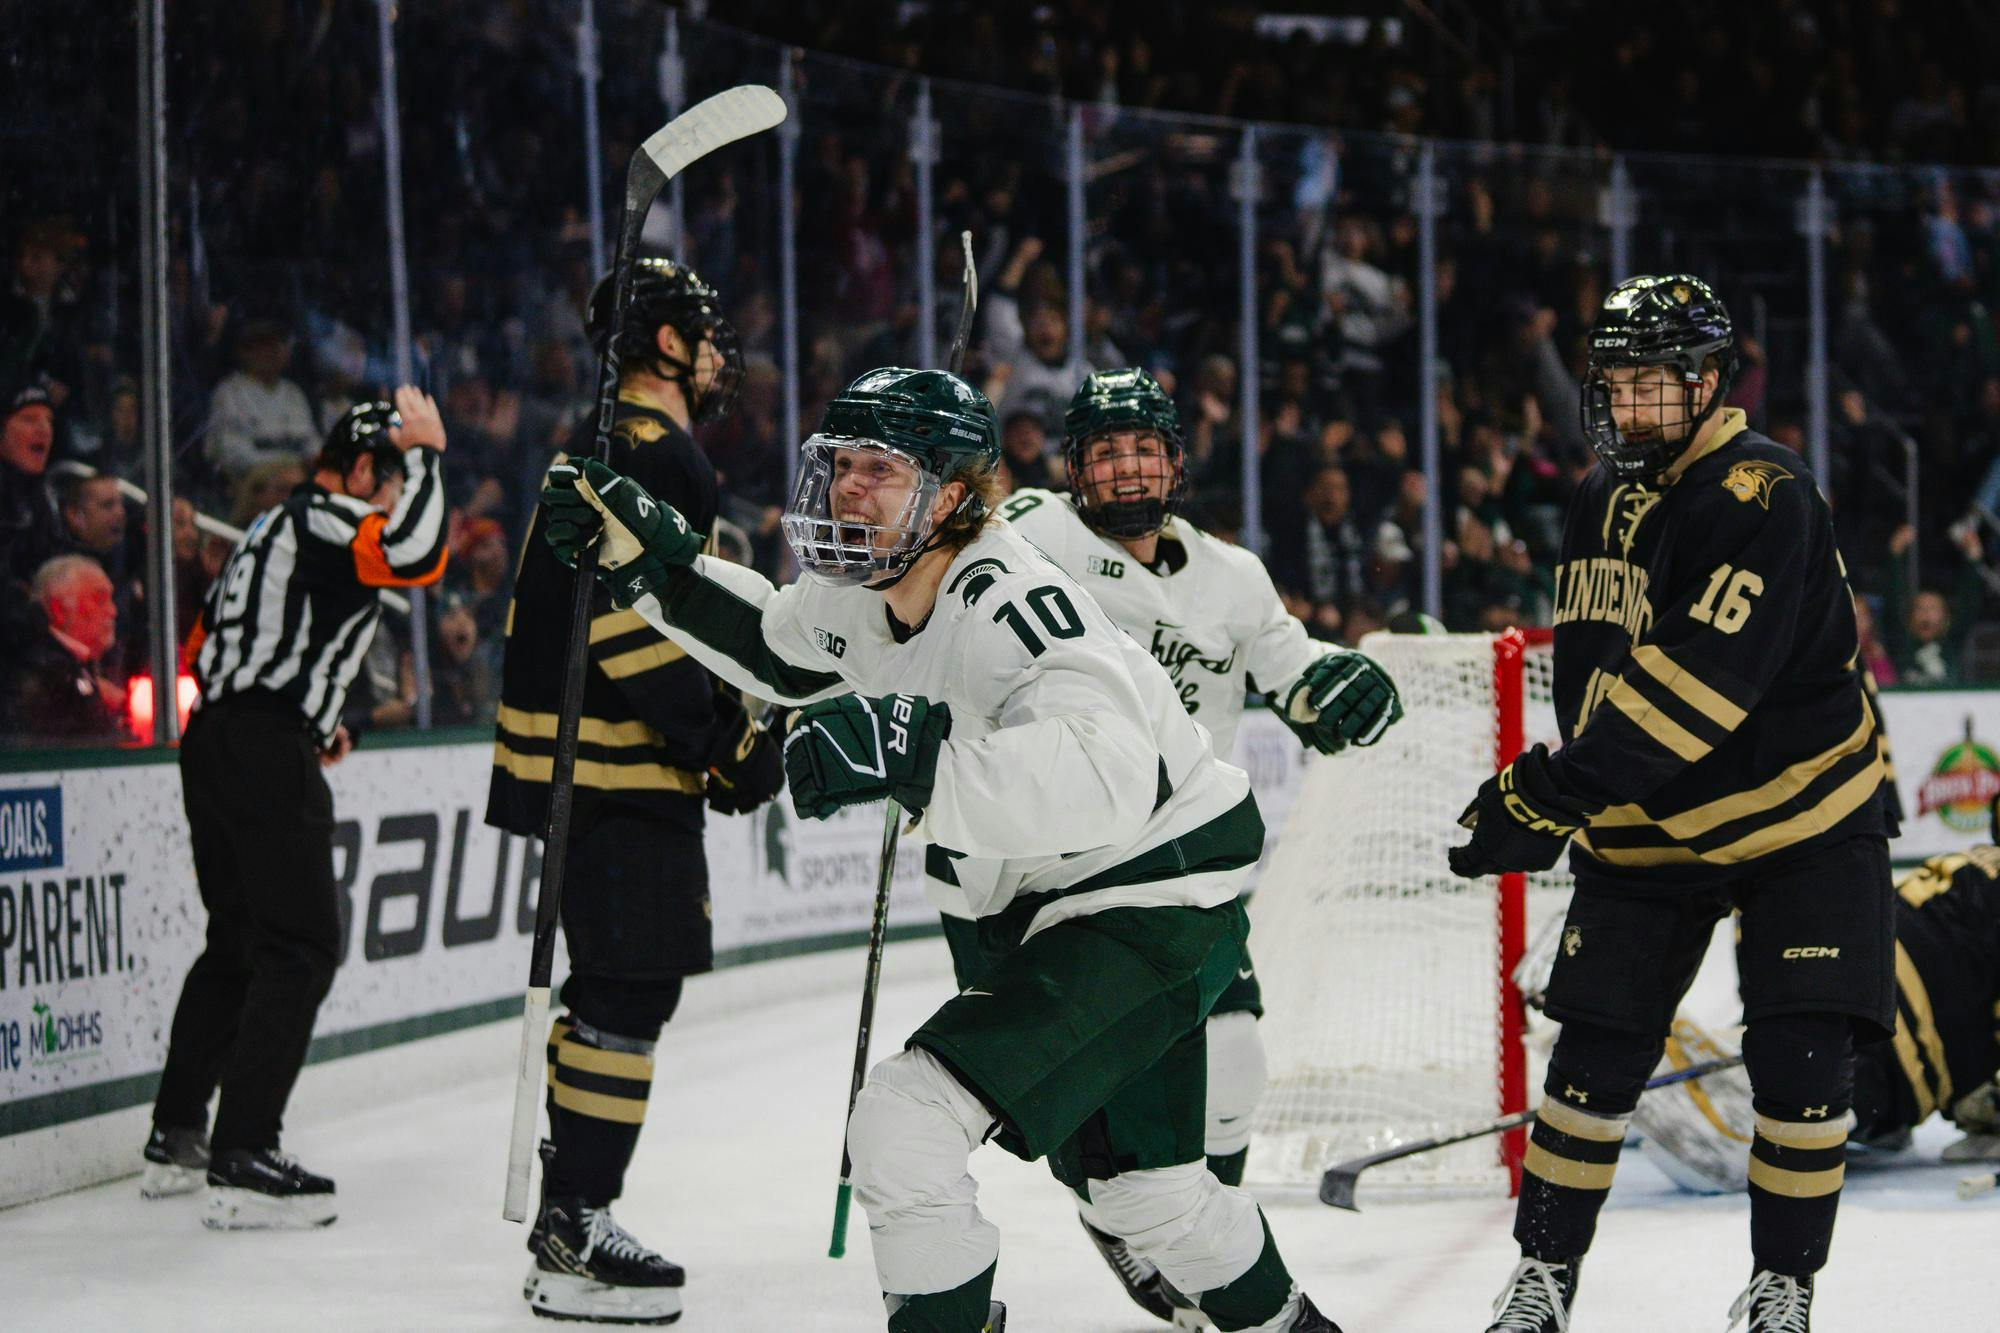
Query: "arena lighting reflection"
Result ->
[[126, 673, 199, 739]]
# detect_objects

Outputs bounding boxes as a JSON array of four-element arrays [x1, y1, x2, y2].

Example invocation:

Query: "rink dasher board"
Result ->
[[0, 685, 1985, 1204]]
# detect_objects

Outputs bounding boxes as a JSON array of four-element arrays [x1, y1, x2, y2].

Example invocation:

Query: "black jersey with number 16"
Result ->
[[1540, 407, 1886, 886]]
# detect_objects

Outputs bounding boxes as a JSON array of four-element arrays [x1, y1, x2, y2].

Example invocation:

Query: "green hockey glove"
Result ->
[[1448, 744, 1589, 878], [1282, 650, 1403, 754], [541, 458, 702, 607], [782, 693, 952, 820]]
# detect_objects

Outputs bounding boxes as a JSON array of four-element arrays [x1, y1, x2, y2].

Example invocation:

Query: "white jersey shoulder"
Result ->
[[992, 488, 1323, 758]]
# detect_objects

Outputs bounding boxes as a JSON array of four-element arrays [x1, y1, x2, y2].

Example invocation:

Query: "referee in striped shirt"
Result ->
[[145, 386, 448, 1230]]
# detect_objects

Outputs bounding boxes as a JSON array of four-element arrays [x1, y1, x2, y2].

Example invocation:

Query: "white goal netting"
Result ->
[[1246, 631, 1573, 1194]]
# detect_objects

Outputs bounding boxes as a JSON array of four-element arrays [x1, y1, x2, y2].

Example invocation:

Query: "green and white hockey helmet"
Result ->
[[783, 367, 1001, 586], [1061, 368, 1188, 537]]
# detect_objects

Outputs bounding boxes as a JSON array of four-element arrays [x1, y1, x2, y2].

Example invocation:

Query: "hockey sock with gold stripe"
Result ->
[[1513, 1088, 1634, 1262], [545, 1015, 656, 1204], [1742, 1012, 1855, 1276]]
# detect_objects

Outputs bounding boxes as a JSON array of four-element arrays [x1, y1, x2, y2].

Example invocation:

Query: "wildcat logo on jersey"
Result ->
[[947, 558, 1009, 607], [1721, 459, 1792, 509], [615, 416, 667, 446], [1086, 555, 1125, 579], [814, 628, 847, 659]]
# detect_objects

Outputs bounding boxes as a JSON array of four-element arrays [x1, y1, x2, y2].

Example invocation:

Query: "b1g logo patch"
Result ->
[[814, 628, 847, 658], [1087, 555, 1125, 579], [1720, 459, 1792, 509]]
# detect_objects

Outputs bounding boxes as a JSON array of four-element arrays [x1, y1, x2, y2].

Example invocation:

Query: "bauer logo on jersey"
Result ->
[[814, 628, 847, 659], [1720, 459, 1792, 509], [1086, 555, 1126, 579]]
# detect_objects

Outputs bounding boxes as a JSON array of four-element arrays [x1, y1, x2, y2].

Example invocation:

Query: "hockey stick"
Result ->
[[828, 231, 979, 1259], [1319, 1054, 1746, 1211], [501, 84, 788, 1225]]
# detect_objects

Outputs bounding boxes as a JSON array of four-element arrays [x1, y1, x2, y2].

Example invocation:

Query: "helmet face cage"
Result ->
[[1580, 275, 1736, 481], [1064, 424, 1189, 538], [587, 261, 744, 424], [782, 436, 946, 587]]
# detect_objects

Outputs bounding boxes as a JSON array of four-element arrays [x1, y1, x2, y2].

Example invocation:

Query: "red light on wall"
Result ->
[[128, 673, 199, 738]]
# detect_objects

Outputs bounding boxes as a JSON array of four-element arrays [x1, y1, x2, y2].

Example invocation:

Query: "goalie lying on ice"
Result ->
[[538, 366, 1343, 1332]]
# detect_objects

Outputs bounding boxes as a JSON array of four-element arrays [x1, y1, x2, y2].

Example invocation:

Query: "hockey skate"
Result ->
[[203, 1147, 337, 1230], [524, 1196, 685, 1324], [1287, 1293, 1345, 1330], [1484, 1256, 1579, 1333], [140, 1124, 209, 1199], [1726, 1271, 1812, 1332], [1079, 1214, 1201, 1323]]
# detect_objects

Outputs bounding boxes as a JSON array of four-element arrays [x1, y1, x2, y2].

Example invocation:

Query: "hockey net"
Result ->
[[1246, 629, 1571, 1196]]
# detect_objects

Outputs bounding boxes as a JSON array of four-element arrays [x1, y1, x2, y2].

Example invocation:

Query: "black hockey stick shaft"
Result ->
[[828, 231, 979, 1259], [503, 87, 788, 1225], [1319, 1054, 1745, 1211]]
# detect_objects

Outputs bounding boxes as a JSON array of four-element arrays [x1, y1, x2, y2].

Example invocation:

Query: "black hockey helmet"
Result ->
[[315, 400, 403, 481], [585, 257, 742, 423], [1061, 368, 1189, 538], [1580, 274, 1738, 481]]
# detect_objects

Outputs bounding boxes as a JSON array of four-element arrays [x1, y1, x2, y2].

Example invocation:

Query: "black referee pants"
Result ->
[[152, 694, 341, 1153]]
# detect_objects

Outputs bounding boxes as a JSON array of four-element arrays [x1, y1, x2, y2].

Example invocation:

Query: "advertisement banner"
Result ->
[[1877, 690, 2000, 860]]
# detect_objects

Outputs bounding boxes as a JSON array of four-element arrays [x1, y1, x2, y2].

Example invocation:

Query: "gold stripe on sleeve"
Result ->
[[1630, 644, 1747, 731], [1605, 678, 1712, 763]]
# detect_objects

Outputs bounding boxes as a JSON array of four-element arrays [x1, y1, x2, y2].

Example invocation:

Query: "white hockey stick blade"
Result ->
[[501, 985, 552, 1222], [640, 85, 787, 183]]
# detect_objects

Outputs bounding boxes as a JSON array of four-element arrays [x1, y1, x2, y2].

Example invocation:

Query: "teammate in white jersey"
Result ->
[[538, 367, 1342, 1333], [956, 368, 1401, 1321]]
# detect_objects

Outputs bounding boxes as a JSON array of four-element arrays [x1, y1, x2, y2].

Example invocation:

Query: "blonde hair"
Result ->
[[934, 466, 1005, 551]]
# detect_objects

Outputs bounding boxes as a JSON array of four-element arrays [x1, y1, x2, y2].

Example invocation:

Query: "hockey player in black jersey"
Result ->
[[487, 259, 784, 1324], [1450, 274, 1894, 1333]]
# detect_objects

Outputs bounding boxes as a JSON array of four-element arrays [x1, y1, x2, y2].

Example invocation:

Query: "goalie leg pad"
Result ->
[[1631, 1018, 1756, 1193], [848, 1045, 1002, 1299], [1742, 1012, 1854, 1277], [1204, 1011, 1266, 1160]]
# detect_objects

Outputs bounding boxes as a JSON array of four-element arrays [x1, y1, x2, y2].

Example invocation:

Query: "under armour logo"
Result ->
[[1802, 1105, 1830, 1119], [1565, 1086, 1589, 1105]]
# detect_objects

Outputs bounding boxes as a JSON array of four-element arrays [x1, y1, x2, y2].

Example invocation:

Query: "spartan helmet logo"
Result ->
[[1563, 925, 1583, 957], [1721, 459, 1793, 509]]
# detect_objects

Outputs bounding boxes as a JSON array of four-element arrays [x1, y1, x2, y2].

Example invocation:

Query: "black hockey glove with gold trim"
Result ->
[[1448, 744, 1591, 878]]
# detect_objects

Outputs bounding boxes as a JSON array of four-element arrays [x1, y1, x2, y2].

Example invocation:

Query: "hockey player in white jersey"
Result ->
[[538, 367, 1342, 1332], [961, 368, 1401, 1321]]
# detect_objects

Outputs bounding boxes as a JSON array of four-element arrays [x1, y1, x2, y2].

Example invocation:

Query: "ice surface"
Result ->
[[3, 937, 1993, 1331]]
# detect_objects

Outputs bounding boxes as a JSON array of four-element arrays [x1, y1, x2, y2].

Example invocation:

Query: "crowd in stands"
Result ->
[[3, 0, 1998, 750]]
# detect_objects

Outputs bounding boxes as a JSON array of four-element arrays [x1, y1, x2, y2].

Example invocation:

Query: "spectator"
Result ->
[[450, 515, 513, 645], [0, 222, 82, 407], [56, 472, 127, 560], [227, 458, 308, 529], [2, 554, 126, 745], [1271, 463, 1370, 640], [982, 236, 1093, 435], [997, 410, 1061, 494], [204, 319, 318, 493], [0, 383, 59, 601], [1883, 522, 1985, 684], [425, 591, 495, 726], [1854, 593, 1897, 687]]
